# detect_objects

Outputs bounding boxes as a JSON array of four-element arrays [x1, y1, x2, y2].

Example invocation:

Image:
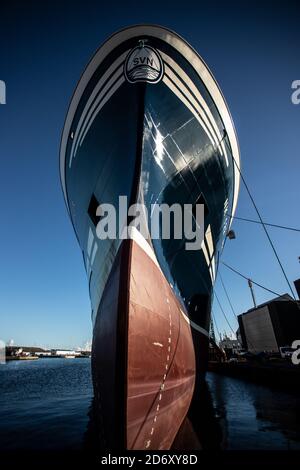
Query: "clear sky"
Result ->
[[0, 0, 299, 348]]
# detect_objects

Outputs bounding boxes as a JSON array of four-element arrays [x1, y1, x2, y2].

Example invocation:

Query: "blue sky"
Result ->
[[0, 0, 299, 348]]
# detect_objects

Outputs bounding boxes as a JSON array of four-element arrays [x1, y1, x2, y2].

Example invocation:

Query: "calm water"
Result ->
[[206, 372, 300, 450], [0, 358, 92, 450], [0, 359, 299, 451]]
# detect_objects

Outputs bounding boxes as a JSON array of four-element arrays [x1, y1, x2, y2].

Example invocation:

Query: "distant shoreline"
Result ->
[[5, 355, 91, 361]]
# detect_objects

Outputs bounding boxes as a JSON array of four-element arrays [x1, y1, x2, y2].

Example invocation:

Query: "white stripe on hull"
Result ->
[[205, 225, 214, 259], [162, 75, 218, 152], [164, 65, 218, 150], [180, 308, 209, 337], [69, 51, 129, 168], [160, 51, 229, 166], [70, 70, 125, 167], [77, 76, 125, 155], [129, 226, 210, 338]]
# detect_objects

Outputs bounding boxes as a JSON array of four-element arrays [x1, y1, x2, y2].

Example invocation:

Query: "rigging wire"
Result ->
[[222, 261, 282, 297], [219, 271, 237, 318], [222, 133, 296, 300], [219, 270, 257, 350], [211, 310, 221, 341], [227, 214, 300, 233], [213, 290, 237, 336]]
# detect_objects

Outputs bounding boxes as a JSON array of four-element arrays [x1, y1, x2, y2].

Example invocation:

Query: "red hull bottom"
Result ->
[[92, 233, 207, 450]]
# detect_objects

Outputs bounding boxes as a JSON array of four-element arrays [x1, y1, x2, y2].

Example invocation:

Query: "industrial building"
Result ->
[[238, 294, 300, 353], [294, 278, 300, 299]]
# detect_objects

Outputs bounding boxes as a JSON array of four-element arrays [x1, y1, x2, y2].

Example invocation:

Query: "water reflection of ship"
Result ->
[[84, 374, 300, 450], [173, 380, 223, 450], [207, 373, 300, 450], [83, 380, 223, 451], [253, 388, 300, 447]]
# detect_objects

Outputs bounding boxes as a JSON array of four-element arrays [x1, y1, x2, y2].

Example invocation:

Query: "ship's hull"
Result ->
[[60, 25, 240, 449], [92, 232, 197, 449]]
